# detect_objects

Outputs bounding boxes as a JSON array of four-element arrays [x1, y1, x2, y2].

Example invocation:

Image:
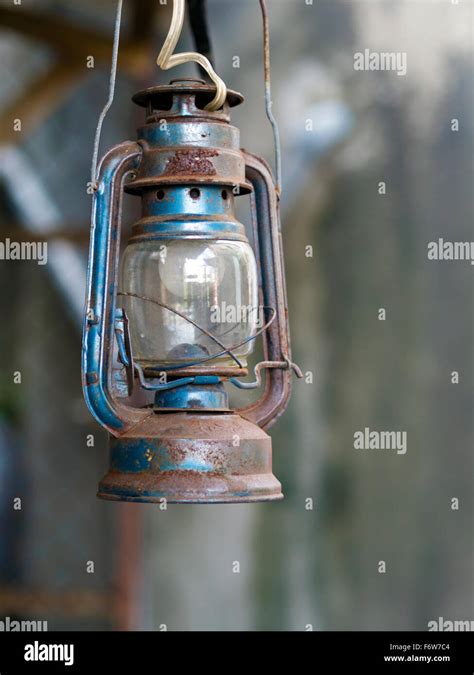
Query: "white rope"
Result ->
[[157, 0, 227, 111]]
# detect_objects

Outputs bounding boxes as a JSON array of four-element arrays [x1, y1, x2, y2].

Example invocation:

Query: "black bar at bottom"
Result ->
[[0, 631, 471, 673]]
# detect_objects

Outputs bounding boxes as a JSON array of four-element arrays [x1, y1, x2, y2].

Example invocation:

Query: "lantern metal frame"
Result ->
[[82, 80, 300, 503]]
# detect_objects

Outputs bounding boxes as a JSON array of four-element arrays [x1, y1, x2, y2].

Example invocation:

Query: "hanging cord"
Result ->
[[259, 0, 282, 195], [157, 0, 226, 110], [188, 0, 214, 71], [91, 0, 124, 191]]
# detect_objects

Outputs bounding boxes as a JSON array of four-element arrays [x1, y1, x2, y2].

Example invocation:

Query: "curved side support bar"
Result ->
[[237, 151, 293, 430], [82, 141, 150, 436]]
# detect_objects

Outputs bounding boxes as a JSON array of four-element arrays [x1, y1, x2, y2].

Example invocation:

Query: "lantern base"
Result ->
[[97, 412, 283, 503]]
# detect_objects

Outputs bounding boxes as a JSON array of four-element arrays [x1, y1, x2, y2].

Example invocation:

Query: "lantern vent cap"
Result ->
[[132, 78, 244, 116]]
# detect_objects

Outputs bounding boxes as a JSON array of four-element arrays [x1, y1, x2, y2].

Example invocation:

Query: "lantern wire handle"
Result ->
[[259, 0, 282, 195], [118, 291, 244, 368], [91, 0, 124, 191], [157, 0, 227, 111], [117, 292, 278, 373]]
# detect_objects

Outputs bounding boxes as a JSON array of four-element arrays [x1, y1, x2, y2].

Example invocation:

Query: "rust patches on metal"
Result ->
[[102, 469, 250, 498], [101, 409, 281, 502], [85, 372, 99, 385], [164, 148, 218, 177]]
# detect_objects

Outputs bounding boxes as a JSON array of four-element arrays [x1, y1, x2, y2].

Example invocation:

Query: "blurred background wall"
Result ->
[[0, 0, 472, 631]]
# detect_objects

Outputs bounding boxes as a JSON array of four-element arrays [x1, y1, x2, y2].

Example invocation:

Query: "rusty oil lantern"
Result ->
[[82, 78, 300, 503]]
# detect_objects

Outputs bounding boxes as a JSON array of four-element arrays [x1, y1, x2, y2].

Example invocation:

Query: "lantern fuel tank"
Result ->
[[82, 79, 300, 503]]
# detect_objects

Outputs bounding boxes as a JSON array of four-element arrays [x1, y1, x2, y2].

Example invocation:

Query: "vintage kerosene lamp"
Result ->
[[82, 76, 300, 503]]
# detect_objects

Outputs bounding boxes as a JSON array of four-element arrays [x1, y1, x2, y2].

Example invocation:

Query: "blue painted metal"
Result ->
[[82, 141, 148, 434], [154, 381, 229, 411], [134, 364, 224, 399], [130, 184, 246, 241]]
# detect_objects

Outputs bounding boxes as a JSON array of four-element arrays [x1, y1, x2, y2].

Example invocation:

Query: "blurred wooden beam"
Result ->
[[0, 6, 153, 78], [0, 223, 90, 245], [0, 588, 113, 618], [0, 3, 161, 145]]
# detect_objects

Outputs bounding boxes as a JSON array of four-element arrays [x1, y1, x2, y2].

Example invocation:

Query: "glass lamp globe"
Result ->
[[119, 237, 259, 369]]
